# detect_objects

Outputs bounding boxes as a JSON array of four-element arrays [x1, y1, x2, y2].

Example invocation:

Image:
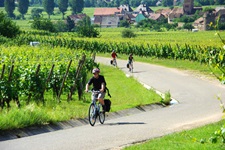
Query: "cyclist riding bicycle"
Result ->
[[111, 50, 117, 66], [85, 68, 106, 112], [128, 53, 134, 72]]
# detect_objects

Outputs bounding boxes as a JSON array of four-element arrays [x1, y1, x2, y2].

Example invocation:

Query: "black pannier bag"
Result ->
[[104, 99, 111, 112], [126, 63, 129, 68]]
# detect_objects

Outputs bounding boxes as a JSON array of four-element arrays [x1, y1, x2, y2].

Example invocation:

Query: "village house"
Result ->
[[101, 16, 120, 28], [149, 13, 165, 21], [193, 7, 225, 30], [133, 3, 154, 16]]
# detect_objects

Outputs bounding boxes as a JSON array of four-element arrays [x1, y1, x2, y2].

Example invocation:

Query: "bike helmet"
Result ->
[[92, 68, 100, 74]]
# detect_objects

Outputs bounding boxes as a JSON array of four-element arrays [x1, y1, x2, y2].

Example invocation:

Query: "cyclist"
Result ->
[[85, 68, 106, 112], [111, 50, 117, 66], [128, 53, 134, 72]]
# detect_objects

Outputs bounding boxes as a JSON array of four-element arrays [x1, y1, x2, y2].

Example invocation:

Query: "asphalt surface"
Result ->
[[1, 57, 225, 150]]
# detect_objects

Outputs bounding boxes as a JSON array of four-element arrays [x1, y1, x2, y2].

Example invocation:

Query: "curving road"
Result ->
[[1, 57, 225, 150]]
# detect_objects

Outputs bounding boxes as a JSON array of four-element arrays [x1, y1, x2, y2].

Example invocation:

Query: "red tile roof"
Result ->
[[94, 8, 123, 16]]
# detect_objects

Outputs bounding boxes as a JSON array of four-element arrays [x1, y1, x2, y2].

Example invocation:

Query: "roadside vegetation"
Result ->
[[124, 119, 225, 150], [0, 64, 162, 130]]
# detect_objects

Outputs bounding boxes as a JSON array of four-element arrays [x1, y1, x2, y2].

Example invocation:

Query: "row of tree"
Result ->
[[26, 0, 225, 7], [3, 0, 84, 19]]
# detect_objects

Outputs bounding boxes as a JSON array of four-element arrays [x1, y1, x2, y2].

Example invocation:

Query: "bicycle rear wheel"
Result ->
[[88, 103, 96, 126]]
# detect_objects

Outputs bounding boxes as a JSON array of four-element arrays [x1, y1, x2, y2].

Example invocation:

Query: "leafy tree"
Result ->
[[4, 0, 15, 18], [162, 0, 173, 7], [0, 12, 20, 38], [58, 0, 68, 19], [42, 0, 54, 19], [69, 0, 84, 14], [119, 20, 130, 28], [76, 16, 99, 37], [31, 8, 43, 19], [30, 17, 56, 32], [66, 16, 75, 31], [0, 0, 4, 7], [18, 0, 29, 19], [121, 29, 136, 38], [183, 23, 194, 31]]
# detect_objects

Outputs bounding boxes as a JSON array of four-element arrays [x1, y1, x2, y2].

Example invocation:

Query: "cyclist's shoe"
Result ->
[[102, 105, 106, 113]]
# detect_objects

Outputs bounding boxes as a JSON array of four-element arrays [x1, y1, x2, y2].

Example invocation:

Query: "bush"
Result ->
[[0, 12, 21, 38], [121, 29, 136, 38], [120, 20, 130, 28], [54, 21, 68, 32], [30, 17, 56, 32]]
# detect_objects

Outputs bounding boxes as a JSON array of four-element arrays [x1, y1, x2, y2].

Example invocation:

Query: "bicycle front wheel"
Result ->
[[99, 112, 105, 124], [88, 103, 96, 126]]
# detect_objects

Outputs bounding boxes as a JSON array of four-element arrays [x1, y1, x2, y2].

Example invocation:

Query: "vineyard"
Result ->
[[5, 31, 224, 65], [0, 45, 97, 109], [0, 30, 225, 108]]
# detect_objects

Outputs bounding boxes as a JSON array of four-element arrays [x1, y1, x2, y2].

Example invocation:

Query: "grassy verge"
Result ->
[[124, 119, 225, 150], [0, 64, 162, 130]]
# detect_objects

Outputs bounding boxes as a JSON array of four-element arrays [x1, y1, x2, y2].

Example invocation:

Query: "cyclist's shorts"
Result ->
[[92, 92, 105, 101]]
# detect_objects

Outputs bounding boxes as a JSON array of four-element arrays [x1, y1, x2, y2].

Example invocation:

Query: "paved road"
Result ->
[[1, 57, 225, 150]]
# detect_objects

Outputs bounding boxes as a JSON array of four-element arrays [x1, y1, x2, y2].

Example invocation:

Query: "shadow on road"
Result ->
[[105, 122, 146, 126]]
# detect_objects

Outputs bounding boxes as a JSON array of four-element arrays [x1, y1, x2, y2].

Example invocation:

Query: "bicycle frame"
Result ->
[[88, 90, 105, 126]]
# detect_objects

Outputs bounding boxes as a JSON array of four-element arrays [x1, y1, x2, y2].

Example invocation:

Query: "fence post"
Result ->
[[57, 60, 72, 103], [67, 55, 86, 101]]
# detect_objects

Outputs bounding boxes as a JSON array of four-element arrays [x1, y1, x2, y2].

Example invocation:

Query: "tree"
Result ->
[[76, 16, 99, 37], [69, 0, 84, 14], [0, 0, 4, 7], [66, 16, 75, 31], [162, 0, 173, 7], [58, 0, 68, 19], [42, 0, 54, 19], [31, 8, 43, 19], [4, 0, 15, 18], [18, 0, 29, 19], [119, 20, 130, 28], [0, 12, 20, 38], [183, 23, 194, 31]]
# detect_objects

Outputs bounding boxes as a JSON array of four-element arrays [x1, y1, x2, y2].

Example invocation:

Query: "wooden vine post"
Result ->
[[27, 64, 41, 103], [67, 55, 86, 101], [41, 64, 55, 104], [57, 60, 72, 103], [0, 64, 5, 108]]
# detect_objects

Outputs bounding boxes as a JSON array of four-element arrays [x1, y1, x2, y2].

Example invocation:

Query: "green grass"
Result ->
[[0, 64, 162, 130], [124, 119, 225, 150]]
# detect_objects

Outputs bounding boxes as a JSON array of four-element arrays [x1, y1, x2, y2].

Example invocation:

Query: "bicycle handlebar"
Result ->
[[87, 90, 101, 94]]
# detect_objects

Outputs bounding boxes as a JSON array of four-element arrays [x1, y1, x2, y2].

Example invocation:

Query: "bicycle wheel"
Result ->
[[88, 103, 96, 126], [99, 112, 105, 124]]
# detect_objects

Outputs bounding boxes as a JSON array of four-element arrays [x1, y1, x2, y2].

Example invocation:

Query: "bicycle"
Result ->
[[110, 58, 117, 67], [128, 62, 133, 73], [88, 90, 105, 126]]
